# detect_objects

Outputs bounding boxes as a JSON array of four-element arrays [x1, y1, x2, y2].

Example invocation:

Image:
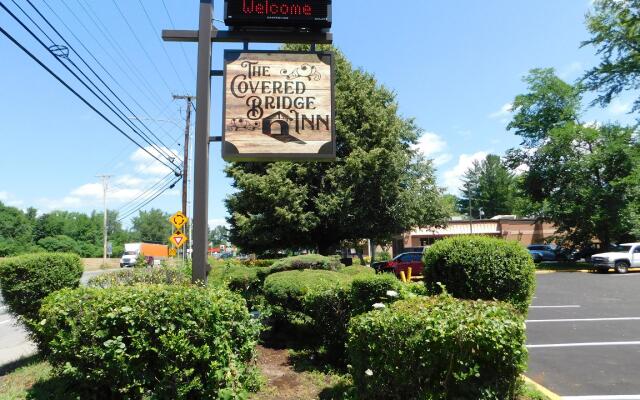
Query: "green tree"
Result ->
[[507, 69, 640, 247], [460, 155, 518, 219], [582, 0, 640, 113], [0, 202, 38, 256], [208, 225, 229, 246], [131, 209, 171, 244], [225, 46, 450, 255]]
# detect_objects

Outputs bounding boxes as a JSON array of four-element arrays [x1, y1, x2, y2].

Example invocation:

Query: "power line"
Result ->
[[136, 0, 189, 93], [117, 176, 182, 222], [116, 172, 176, 213], [14, 0, 182, 166], [109, 0, 174, 93], [0, 2, 180, 170], [160, 0, 196, 80], [39, 0, 180, 145], [0, 23, 176, 172]]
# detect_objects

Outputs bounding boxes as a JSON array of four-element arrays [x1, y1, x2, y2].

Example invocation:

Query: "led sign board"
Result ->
[[225, 0, 331, 30]]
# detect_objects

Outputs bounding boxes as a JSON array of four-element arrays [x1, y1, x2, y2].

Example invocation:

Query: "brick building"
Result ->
[[393, 217, 557, 255]]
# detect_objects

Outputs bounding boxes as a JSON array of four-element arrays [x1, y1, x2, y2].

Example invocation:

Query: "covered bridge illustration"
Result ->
[[262, 111, 293, 136]]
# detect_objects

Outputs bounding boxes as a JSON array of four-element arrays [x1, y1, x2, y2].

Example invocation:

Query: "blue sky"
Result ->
[[0, 0, 636, 229]]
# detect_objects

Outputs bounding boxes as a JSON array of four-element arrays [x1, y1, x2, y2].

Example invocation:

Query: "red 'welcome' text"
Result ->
[[241, 0, 313, 16]]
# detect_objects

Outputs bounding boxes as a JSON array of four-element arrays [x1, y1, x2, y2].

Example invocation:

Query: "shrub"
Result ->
[[337, 265, 376, 277], [348, 295, 527, 400], [259, 254, 342, 280], [87, 266, 191, 288], [209, 261, 262, 307], [263, 269, 351, 312], [349, 274, 403, 314], [241, 259, 277, 268], [38, 285, 260, 399], [0, 253, 82, 323], [423, 236, 536, 313]]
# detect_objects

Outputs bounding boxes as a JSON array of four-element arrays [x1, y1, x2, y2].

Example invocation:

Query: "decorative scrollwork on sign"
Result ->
[[228, 118, 260, 131], [281, 64, 321, 81]]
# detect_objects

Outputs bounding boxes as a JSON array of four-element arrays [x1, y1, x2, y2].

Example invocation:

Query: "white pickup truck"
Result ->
[[590, 243, 640, 274]]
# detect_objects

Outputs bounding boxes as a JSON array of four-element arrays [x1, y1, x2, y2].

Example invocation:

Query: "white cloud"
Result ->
[[0, 191, 24, 208], [489, 103, 513, 121], [558, 61, 583, 80], [130, 146, 180, 176], [412, 132, 452, 166], [37, 196, 83, 211], [608, 99, 631, 116], [443, 151, 489, 194]]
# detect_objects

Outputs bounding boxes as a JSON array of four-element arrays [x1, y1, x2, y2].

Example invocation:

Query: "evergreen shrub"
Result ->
[[348, 295, 527, 400], [0, 252, 82, 323], [38, 285, 260, 399], [423, 236, 536, 313]]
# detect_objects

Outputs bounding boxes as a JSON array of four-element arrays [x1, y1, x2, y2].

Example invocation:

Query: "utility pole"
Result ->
[[97, 175, 111, 267], [172, 95, 194, 218], [468, 184, 473, 235]]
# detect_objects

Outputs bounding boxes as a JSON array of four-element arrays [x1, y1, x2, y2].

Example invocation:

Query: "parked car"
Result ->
[[527, 245, 558, 263], [591, 243, 640, 274], [373, 252, 424, 278]]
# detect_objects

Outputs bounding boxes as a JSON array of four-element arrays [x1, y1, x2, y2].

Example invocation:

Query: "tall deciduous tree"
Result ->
[[582, 0, 640, 113], [131, 209, 171, 244], [208, 225, 229, 246], [226, 46, 450, 255], [507, 69, 640, 247]]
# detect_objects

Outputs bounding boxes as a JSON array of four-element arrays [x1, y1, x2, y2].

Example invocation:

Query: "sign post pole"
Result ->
[[192, 0, 213, 284]]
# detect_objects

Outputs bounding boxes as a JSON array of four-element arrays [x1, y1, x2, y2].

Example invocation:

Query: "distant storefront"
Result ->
[[393, 218, 557, 255]]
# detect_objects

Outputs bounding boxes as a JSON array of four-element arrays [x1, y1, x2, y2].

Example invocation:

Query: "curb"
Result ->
[[522, 375, 563, 400], [535, 269, 591, 274]]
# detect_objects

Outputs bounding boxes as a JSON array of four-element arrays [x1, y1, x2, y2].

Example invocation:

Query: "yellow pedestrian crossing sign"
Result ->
[[169, 230, 188, 249], [169, 211, 188, 230]]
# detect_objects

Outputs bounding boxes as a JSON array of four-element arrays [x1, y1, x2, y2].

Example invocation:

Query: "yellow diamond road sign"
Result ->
[[169, 211, 188, 230], [168, 248, 177, 257], [170, 230, 188, 249]]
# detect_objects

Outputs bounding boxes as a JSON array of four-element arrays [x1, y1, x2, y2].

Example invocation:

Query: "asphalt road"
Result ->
[[0, 269, 118, 368], [527, 271, 640, 399]]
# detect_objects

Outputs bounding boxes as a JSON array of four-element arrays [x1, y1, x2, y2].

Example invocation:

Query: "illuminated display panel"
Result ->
[[225, 0, 331, 29]]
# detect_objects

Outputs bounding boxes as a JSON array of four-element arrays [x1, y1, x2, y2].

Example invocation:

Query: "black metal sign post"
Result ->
[[163, 0, 332, 284]]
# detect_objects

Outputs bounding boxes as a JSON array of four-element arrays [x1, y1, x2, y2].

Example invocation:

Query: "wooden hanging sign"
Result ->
[[222, 50, 335, 161]]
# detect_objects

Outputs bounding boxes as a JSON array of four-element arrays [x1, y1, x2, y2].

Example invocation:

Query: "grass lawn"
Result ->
[[536, 261, 592, 271], [0, 351, 552, 400]]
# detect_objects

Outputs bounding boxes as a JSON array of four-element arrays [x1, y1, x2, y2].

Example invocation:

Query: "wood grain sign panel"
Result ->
[[222, 51, 335, 161]]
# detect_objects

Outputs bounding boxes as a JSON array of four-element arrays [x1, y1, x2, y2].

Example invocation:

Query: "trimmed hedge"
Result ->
[[264, 270, 407, 364], [258, 254, 342, 280], [337, 265, 376, 277], [263, 269, 351, 312], [349, 274, 402, 315], [0, 253, 83, 323], [87, 266, 191, 288], [348, 295, 527, 400], [37, 285, 260, 399], [423, 236, 536, 313]]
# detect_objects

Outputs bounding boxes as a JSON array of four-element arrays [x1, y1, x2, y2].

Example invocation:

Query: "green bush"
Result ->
[[241, 259, 277, 269], [0, 253, 82, 323], [263, 269, 351, 312], [87, 266, 191, 288], [337, 265, 376, 277], [209, 262, 263, 308], [349, 274, 403, 314], [423, 236, 536, 313], [259, 254, 343, 280], [38, 285, 260, 399], [348, 295, 527, 400]]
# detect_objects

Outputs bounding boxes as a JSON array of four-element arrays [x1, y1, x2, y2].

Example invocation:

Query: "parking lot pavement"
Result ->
[[527, 271, 640, 399]]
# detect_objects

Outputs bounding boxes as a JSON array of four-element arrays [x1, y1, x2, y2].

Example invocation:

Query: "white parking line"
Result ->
[[528, 341, 640, 349], [564, 396, 640, 400], [529, 305, 581, 309], [527, 317, 640, 323]]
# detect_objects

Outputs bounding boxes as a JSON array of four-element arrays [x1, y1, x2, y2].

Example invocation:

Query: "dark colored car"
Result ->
[[373, 252, 425, 278], [527, 244, 571, 262]]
